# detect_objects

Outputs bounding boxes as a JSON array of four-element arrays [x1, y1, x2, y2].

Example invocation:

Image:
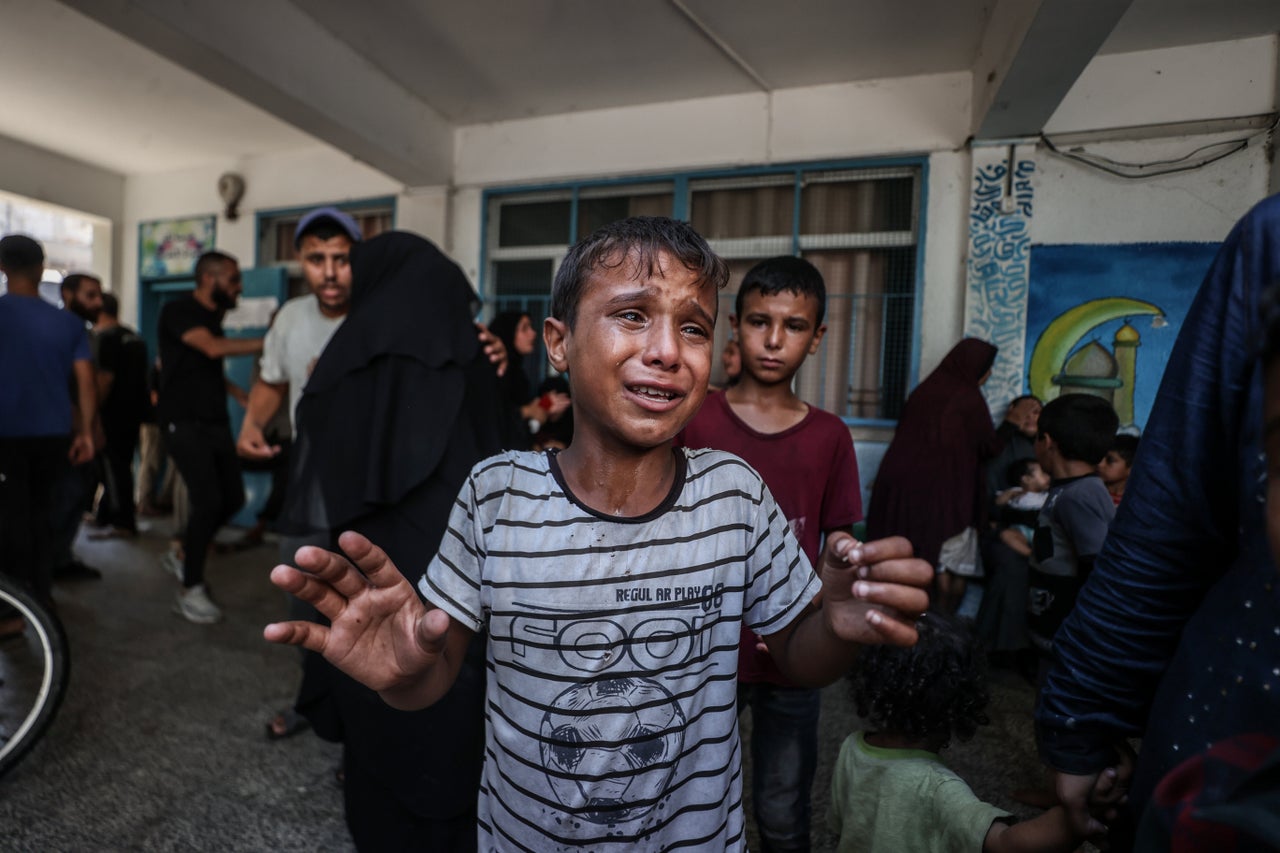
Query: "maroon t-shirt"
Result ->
[[678, 391, 862, 684]]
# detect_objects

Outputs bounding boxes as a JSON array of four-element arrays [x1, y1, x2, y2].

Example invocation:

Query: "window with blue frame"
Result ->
[[484, 163, 921, 423]]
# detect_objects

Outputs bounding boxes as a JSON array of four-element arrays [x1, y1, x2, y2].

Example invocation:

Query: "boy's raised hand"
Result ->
[[263, 531, 451, 697], [818, 533, 932, 646]]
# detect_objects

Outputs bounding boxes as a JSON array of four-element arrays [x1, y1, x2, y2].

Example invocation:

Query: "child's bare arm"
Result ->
[[763, 534, 932, 686], [983, 807, 1080, 853], [988, 759, 1128, 853], [999, 527, 1032, 556], [263, 530, 471, 710]]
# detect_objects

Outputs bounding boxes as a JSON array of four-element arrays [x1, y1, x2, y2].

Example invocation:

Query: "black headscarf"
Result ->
[[286, 230, 496, 534], [488, 309, 538, 450], [489, 309, 535, 403]]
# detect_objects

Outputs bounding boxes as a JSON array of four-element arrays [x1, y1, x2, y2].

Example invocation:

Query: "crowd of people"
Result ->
[[2, 201, 1278, 851]]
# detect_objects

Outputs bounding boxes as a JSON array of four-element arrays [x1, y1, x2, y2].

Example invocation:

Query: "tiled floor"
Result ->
[[1, 519, 1047, 851]]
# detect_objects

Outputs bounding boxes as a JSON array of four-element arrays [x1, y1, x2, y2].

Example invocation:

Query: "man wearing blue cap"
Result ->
[[237, 206, 360, 463]]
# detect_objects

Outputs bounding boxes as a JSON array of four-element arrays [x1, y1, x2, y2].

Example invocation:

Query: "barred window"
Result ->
[[484, 163, 921, 422]]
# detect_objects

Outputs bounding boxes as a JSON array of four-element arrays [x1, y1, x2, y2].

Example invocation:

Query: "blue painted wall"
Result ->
[[1024, 242, 1220, 431]]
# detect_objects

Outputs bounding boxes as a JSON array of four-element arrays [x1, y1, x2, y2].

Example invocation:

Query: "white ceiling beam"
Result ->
[[57, 0, 453, 186], [972, 0, 1134, 140]]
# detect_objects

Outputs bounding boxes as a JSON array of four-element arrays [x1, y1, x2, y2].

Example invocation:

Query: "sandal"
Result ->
[[265, 709, 311, 740]]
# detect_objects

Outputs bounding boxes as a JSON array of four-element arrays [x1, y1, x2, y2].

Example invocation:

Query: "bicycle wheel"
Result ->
[[0, 576, 70, 778]]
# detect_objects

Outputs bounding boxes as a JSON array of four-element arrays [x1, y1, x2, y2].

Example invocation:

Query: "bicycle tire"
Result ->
[[0, 576, 70, 778]]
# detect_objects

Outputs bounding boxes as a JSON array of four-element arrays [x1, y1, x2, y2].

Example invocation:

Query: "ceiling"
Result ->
[[2, 0, 1276, 179]]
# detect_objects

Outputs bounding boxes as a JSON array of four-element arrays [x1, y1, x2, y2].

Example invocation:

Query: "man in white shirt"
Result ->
[[237, 206, 360, 459]]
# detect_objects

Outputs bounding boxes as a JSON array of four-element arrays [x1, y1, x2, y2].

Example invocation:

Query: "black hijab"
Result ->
[[286, 233, 499, 807], [488, 310, 533, 407], [286, 231, 496, 533], [487, 309, 538, 449]]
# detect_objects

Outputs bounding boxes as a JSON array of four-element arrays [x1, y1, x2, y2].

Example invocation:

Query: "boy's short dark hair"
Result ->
[[1037, 394, 1119, 465], [550, 217, 728, 329], [0, 234, 44, 274], [1007, 393, 1040, 411], [734, 256, 827, 325], [101, 292, 119, 318], [848, 613, 989, 748], [1006, 457, 1037, 489], [1109, 433, 1140, 465], [194, 250, 237, 282]]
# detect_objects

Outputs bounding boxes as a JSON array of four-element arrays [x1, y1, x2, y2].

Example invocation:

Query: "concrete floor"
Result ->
[[1, 518, 1048, 851]]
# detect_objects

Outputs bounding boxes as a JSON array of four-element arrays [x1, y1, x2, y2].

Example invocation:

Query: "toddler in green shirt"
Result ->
[[831, 614, 1124, 852]]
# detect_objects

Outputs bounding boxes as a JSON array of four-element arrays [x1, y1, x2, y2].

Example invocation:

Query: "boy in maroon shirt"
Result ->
[[679, 256, 861, 852]]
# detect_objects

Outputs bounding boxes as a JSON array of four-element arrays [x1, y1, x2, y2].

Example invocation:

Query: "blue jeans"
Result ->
[[739, 682, 820, 853]]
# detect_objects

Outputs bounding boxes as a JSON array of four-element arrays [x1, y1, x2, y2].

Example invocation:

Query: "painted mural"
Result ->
[[965, 152, 1035, 414], [139, 215, 216, 278], [1023, 242, 1219, 432]]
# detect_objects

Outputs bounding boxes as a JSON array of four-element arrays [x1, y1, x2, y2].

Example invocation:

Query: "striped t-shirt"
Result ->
[[422, 447, 820, 851]]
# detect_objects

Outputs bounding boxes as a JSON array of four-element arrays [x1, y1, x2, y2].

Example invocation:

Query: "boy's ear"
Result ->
[[808, 322, 828, 355], [544, 317, 569, 373], [728, 313, 739, 336]]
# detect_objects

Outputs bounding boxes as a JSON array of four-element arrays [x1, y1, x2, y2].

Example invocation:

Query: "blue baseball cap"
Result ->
[[294, 206, 362, 247]]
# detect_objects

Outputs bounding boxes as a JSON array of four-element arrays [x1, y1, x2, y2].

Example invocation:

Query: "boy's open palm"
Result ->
[[263, 531, 449, 693], [818, 533, 932, 646]]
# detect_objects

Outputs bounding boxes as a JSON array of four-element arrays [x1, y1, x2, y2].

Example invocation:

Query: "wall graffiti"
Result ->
[[965, 155, 1036, 415]]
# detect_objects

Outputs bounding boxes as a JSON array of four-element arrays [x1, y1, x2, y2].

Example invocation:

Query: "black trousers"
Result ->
[[0, 435, 69, 602], [96, 420, 141, 532], [163, 421, 244, 587]]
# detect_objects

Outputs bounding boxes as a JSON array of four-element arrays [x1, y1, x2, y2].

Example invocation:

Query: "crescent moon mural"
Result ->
[[1027, 297, 1165, 403]]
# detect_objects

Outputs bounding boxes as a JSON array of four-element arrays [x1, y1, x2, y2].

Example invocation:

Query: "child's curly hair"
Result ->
[[848, 613, 990, 748]]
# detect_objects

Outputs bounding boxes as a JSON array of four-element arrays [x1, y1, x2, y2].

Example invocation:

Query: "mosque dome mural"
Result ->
[[1027, 297, 1165, 431], [1020, 242, 1220, 436]]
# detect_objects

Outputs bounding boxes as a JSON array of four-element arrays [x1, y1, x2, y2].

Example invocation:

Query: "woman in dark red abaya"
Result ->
[[867, 337, 1000, 613]]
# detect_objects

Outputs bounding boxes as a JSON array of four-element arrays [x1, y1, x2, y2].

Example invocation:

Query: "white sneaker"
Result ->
[[159, 550, 184, 581], [174, 584, 222, 624]]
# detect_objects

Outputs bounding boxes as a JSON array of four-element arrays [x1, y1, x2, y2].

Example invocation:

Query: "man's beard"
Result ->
[[70, 302, 99, 323], [212, 288, 237, 310]]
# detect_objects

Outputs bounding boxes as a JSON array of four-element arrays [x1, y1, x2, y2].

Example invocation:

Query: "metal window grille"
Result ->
[[486, 165, 920, 422]]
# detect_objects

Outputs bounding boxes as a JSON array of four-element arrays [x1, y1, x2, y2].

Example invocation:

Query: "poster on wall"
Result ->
[[1023, 242, 1220, 433], [139, 215, 216, 278]]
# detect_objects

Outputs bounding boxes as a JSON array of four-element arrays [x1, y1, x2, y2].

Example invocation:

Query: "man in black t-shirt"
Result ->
[[156, 251, 263, 624], [90, 292, 150, 537]]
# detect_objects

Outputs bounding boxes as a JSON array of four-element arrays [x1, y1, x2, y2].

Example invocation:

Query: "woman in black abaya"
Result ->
[[286, 231, 502, 852]]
